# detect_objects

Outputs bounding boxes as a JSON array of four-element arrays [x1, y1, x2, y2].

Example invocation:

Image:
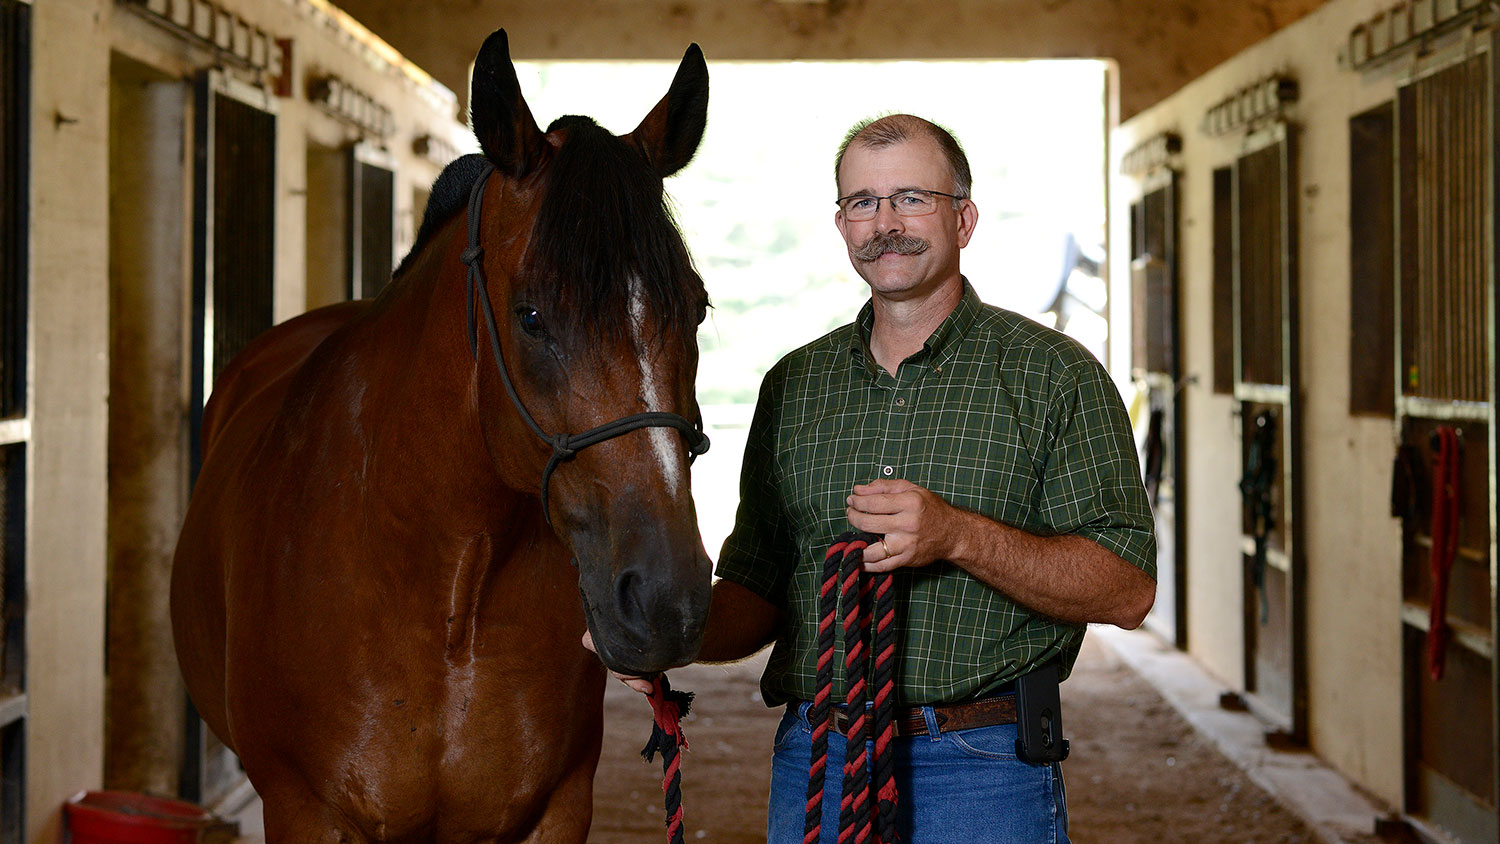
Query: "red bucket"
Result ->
[[64, 790, 215, 844]]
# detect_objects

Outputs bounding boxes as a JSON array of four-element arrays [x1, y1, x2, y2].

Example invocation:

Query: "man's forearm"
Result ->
[[697, 578, 779, 663], [947, 509, 1155, 628]]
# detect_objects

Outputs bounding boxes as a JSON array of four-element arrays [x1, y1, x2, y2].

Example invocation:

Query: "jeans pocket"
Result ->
[[1052, 762, 1070, 840], [773, 704, 811, 752], [947, 724, 1019, 760]]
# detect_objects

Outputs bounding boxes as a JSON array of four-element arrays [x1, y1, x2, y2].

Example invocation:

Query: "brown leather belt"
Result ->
[[830, 694, 1016, 738]]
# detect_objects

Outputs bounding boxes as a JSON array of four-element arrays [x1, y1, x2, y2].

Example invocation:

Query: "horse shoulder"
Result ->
[[200, 300, 370, 458]]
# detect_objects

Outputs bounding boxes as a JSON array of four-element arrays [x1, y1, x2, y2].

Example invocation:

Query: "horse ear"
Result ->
[[469, 29, 547, 179], [627, 44, 709, 179]]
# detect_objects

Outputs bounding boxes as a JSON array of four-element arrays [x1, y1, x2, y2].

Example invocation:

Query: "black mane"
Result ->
[[394, 122, 703, 345], [394, 153, 491, 279]]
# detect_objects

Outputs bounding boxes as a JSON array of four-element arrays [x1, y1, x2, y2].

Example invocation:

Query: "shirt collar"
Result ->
[[849, 276, 981, 370]]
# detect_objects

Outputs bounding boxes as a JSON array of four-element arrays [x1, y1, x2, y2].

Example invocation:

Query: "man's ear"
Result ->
[[956, 199, 979, 248]]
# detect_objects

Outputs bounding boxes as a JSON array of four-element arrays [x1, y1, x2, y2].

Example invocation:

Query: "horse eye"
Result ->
[[695, 301, 709, 326], [515, 306, 545, 336]]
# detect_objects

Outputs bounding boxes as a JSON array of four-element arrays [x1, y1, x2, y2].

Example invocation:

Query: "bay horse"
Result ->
[[171, 29, 714, 843]]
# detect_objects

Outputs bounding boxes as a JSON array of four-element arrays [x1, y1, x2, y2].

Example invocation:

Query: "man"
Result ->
[[598, 114, 1156, 842]]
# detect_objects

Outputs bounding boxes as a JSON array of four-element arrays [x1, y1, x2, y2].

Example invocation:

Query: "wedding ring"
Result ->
[[880, 537, 891, 557]]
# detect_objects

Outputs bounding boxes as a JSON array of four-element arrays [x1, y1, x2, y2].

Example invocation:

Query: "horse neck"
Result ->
[[342, 211, 534, 543]]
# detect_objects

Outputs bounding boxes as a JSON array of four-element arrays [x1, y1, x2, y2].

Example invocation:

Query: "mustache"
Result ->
[[852, 231, 930, 262]]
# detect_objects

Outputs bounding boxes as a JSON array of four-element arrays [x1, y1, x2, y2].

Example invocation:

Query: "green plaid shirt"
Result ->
[[715, 280, 1156, 706]]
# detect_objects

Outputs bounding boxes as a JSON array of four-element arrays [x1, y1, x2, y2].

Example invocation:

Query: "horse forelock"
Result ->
[[526, 115, 704, 348]]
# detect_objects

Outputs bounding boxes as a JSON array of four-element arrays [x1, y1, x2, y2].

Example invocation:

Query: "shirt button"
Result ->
[[895, 397, 906, 407], [882, 465, 894, 476], [935, 365, 943, 374]]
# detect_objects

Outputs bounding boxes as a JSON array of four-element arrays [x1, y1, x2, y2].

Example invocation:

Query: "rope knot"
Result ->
[[550, 434, 576, 461], [461, 245, 484, 266], [642, 675, 694, 759], [687, 430, 711, 457]]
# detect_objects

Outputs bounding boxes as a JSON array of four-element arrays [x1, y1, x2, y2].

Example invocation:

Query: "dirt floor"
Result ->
[[592, 635, 1390, 844]]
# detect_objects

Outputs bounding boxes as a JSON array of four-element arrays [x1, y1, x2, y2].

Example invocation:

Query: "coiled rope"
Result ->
[[806, 531, 899, 844]]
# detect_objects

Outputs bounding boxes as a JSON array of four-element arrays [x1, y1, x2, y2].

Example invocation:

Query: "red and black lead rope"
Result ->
[[807, 530, 898, 844], [642, 675, 693, 844], [641, 530, 899, 844]]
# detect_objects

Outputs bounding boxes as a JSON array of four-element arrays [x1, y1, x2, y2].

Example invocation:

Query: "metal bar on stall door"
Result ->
[[1486, 34, 1500, 826], [1431, 72, 1440, 400], [1259, 148, 1275, 384], [1447, 63, 1459, 401], [1473, 53, 1486, 404], [1464, 57, 1476, 402], [1414, 83, 1427, 400], [1445, 64, 1458, 401], [1272, 144, 1285, 384], [1428, 83, 1440, 401], [1458, 60, 1472, 402], [1465, 56, 1478, 402], [1457, 59, 1469, 402], [1473, 54, 1483, 402]]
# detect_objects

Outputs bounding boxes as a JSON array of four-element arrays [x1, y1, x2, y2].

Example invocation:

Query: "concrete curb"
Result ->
[[1089, 625, 1430, 844]]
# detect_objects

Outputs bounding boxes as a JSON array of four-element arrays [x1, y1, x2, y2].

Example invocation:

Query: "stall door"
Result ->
[[186, 69, 276, 805], [349, 144, 395, 300], [1231, 123, 1305, 743], [1393, 40, 1498, 844], [0, 2, 28, 840], [1130, 168, 1186, 649]]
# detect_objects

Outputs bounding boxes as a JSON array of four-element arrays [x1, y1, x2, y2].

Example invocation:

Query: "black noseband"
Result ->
[[460, 162, 710, 525]]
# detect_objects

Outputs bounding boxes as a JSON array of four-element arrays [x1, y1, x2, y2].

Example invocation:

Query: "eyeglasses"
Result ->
[[835, 189, 965, 222]]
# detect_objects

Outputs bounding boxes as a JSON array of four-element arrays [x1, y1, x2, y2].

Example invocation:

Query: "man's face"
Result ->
[[834, 137, 976, 302]]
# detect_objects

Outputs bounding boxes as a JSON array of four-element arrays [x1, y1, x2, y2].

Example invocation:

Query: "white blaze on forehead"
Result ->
[[629, 277, 684, 498]]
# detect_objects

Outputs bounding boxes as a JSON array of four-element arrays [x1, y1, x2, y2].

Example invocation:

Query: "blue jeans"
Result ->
[[768, 700, 1070, 844]]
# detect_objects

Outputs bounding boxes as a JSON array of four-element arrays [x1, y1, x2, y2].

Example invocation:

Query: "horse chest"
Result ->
[[300, 669, 604, 843]]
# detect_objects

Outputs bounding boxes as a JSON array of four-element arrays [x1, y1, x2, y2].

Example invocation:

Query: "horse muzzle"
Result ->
[[579, 555, 711, 676]]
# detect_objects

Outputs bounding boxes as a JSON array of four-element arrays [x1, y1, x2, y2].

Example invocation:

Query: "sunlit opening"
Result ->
[[515, 60, 1109, 556]]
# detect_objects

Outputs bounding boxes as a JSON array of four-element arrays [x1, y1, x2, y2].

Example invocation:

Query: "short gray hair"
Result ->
[[834, 113, 972, 199]]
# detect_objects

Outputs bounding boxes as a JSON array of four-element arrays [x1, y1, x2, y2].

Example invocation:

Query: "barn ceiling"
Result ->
[[336, 0, 1329, 120]]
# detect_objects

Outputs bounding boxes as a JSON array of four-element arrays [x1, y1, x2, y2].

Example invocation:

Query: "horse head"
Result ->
[[464, 29, 713, 677]]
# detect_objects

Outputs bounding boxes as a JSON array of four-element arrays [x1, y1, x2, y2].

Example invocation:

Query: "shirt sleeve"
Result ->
[[1036, 359, 1158, 580], [714, 370, 797, 601]]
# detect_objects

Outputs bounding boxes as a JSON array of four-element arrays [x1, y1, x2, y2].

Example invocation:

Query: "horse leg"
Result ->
[[517, 763, 595, 844], [259, 786, 368, 844]]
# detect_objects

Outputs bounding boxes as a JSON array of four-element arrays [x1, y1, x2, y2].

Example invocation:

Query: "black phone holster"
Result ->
[[1014, 660, 1070, 765]]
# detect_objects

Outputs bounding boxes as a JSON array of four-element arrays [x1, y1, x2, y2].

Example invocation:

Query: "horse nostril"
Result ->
[[613, 569, 648, 628], [607, 562, 708, 663]]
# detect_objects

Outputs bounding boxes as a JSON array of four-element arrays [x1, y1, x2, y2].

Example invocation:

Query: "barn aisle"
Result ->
[[591, 631, 1394, 844], [226, 629, 1395, 843]]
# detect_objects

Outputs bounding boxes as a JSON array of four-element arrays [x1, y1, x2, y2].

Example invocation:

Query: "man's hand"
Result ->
[[846, 478, 967, 572], [849, 478, 1156, 628], [580, 630, 655, 694]]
